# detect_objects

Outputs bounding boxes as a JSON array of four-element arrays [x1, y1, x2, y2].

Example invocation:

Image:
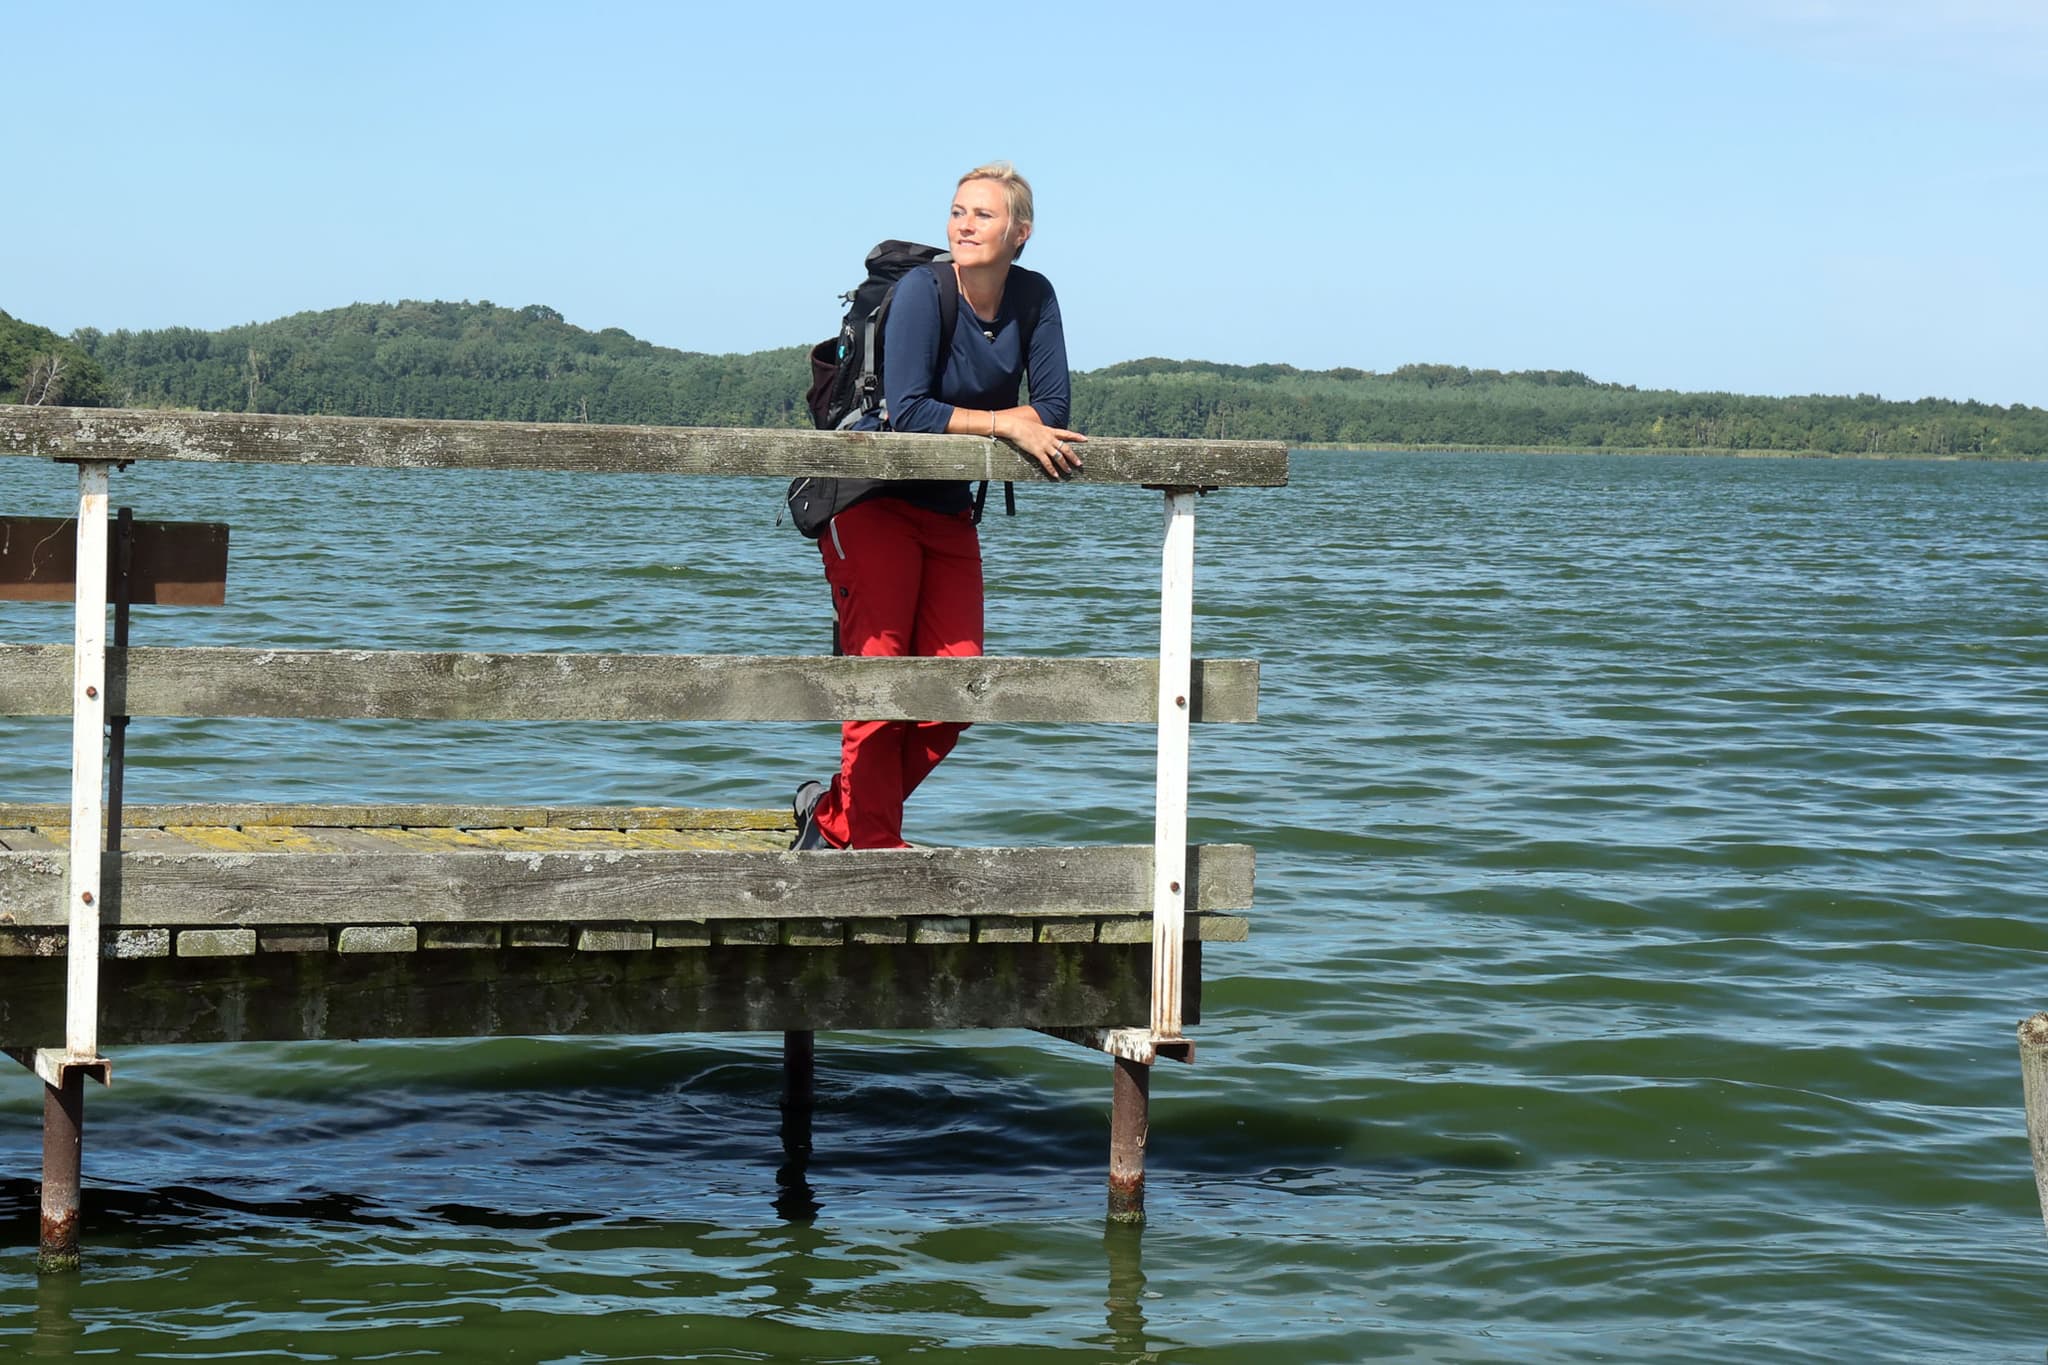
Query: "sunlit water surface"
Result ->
[[2, 450, 2045, 1362]]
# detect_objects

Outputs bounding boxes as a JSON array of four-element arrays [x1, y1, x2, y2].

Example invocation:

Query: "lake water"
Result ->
[[2, 449, 2045, 1361]]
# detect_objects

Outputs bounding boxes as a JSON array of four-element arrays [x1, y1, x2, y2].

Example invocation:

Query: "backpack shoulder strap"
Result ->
[[1015, 266, 1045, 361], [1004, 270, 1047, 521], [928, 260, 961, 368], [1025, 269, 1047, 331]]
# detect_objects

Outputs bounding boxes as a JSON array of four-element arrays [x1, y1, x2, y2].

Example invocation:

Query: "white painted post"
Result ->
[[1149, 490, 1197, 1039], [64, 462, 112, 1063]]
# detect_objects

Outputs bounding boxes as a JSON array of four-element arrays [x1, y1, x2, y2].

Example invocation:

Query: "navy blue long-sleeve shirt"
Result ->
[[867, 263, 1071, 514]]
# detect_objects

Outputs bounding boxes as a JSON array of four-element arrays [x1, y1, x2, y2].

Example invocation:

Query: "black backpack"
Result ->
[[805, 240, 958, 434], [787, 240, 1036, 538]]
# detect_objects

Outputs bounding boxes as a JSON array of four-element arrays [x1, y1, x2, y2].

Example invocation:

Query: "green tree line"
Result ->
[[1069, 359, 2046, 457], [6, 300, 2043, 457]]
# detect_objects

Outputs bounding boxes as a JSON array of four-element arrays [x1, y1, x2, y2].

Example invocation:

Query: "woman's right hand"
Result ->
[[996, 408, 1087, 481]]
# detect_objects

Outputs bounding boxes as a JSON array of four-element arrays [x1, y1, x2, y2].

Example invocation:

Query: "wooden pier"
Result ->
[[0, 406, 1286, 1267]]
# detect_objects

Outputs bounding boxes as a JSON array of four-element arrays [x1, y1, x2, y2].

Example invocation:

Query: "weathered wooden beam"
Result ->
[[0, 406, 1290, 488], [0, 941, 1201, 1043], [0, 646, 1259, 724], [0, 844, 1255, 927]]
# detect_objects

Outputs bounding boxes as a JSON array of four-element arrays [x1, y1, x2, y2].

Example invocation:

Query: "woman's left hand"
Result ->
[[996, 409, 1087, 481]]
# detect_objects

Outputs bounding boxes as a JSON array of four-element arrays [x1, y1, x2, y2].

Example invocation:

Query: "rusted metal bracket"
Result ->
[[5, 1048, 112, 1089], [1035, 1027, 1196, 1066]]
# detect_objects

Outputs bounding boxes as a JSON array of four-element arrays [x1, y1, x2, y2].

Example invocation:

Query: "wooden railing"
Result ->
[[1, 407, 1286, 1073], [3, 405, 1286, 1251]]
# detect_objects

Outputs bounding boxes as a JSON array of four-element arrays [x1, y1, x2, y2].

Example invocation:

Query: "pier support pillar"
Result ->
[[38, 1071, 84, 1273], [1108, 1054, 1150, 1224], [781, 1030, 815, 1113], [775, 1031, 819, 1221]]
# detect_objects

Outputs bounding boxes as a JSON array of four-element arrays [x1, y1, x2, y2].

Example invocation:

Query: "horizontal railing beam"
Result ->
[[0, 407, 1289, 487], [0, 646, 1258, 723], [0, 844, 1255, 927]]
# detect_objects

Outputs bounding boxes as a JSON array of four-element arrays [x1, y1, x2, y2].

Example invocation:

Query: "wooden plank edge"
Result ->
[[0, 844, 1255, 927]]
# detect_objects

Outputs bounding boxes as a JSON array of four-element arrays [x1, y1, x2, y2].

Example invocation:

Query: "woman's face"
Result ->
[[949, 178, 1027, 268]]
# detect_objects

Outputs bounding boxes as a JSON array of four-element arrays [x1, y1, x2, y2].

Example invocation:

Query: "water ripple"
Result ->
[[4, 451, 2047, 1360]]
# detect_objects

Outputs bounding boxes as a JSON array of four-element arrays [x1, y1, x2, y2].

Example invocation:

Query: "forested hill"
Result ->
[[0, 310, 111, 408], [7, 300, 2044, 457], [59, 301, 809, 430]]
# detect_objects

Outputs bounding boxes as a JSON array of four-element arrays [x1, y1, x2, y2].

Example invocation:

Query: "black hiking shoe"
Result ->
[[791, 780, 830, 850]]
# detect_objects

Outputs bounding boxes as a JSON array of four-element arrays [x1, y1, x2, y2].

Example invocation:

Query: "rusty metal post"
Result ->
[[1109, 1054, 1150, 1223], [38, 1070, 84, 1272]]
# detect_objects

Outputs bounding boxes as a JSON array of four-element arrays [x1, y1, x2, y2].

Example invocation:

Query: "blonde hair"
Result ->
[[958, 161, 1035, 259]]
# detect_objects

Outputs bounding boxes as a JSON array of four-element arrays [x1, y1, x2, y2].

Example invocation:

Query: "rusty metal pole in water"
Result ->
[[39, 1071, 84, 1272], [1109, 1055, 1150, 1223], [2020, 1014, 2048, 1238]]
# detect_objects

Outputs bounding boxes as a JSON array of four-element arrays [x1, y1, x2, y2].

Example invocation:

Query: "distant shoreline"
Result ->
[[1290, 442, 2046, 462], [15, 300, 2039, 459]]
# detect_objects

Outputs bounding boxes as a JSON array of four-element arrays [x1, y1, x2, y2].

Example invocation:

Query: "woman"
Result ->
[[793, 162, 1086, 850]]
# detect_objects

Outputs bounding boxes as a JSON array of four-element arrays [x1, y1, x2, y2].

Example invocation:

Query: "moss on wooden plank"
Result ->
[[0, 803, 789, 833], [178, 928, 255, 957], [337, 926, 419, 954]]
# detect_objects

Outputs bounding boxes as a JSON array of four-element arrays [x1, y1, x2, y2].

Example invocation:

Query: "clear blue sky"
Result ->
[[6, 0, 2044, 406]]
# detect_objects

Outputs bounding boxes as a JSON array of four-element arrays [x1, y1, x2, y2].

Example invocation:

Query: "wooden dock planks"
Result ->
[[0, 802, 1245, 1047], [0, 804, 1249, 1048]]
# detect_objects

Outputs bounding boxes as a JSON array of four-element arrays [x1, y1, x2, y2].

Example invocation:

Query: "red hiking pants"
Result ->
[[810, 497, 984, 849]]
